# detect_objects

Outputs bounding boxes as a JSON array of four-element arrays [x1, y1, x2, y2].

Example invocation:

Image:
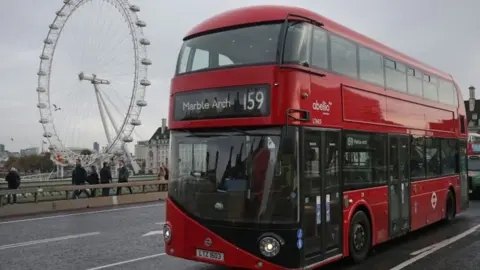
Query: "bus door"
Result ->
[[388, 135, 411, 238], [301, 128, 343, 266]]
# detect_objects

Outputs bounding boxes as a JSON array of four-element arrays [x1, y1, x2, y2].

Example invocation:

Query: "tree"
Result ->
[[3, 154, 54, 173], [81, 149, 92, 155], [39, 153, 55, 172], [4, 156, 19, 169]]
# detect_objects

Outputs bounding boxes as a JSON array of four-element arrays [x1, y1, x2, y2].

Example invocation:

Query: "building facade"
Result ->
[[20, 147, 39, 157], [465, 86, 480, 133], [93, 142, 100, 153], [134, 118, 169, 174]]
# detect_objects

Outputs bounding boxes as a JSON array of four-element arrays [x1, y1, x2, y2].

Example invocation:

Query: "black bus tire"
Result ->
[[445, 190, 456, 222], [349, 210, 372, 263]]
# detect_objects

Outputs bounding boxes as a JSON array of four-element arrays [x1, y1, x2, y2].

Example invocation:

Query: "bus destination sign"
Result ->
[[173, 85, 271, 121]]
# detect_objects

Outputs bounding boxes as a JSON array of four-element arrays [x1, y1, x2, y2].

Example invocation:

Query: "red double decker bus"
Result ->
[[163, 5, 469, 269]]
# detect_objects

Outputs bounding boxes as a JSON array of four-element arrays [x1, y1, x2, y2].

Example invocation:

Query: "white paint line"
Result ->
[[155, 222, 165, 226], [85, 253, 166, 270], [0, 232, 100, 250], [0, 203, 164, 225], [391, 224, 480, 270], [142, 230, 163, 237], [409, 244, 436, 256], [112, 196, 118, 205]]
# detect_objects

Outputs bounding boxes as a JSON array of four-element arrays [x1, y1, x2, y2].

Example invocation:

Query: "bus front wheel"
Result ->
[[348, 210, 372, 263]]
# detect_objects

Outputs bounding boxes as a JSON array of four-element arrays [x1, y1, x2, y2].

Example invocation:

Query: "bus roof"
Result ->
[[185, 5, 452, 81]]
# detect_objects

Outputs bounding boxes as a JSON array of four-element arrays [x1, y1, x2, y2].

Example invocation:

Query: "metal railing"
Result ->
[[0, 180, 168, 207], [0, 175, 160, 188]]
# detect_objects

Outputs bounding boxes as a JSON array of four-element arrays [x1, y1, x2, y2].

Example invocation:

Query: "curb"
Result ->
[[0, 192, 167, 218]]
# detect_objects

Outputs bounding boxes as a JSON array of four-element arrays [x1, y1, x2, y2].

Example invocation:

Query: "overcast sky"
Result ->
[[0, 0, 479, 152]]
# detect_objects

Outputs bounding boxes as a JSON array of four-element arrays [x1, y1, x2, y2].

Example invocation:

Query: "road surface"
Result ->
[[1, 201, 480, 270]]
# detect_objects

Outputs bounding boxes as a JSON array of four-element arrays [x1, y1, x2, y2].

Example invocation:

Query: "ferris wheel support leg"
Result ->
[[97, 90, 139, 174], [94, 84, 113, 145], [97, 90, 120, 134]]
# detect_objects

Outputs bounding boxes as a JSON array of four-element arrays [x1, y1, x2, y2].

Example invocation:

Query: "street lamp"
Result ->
[[156, 135, 160, 174], [469, 86, 476, 112]]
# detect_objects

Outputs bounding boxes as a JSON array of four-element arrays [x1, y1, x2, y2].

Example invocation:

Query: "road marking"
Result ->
[[85, 253, 166, 270], [142, 230, 163, 237], [0, 232, 100, 250], [0, 203, 164, 225], [391, 223, 480, 270], [409, 244, 436, 256], [156, 222, 165, 226]]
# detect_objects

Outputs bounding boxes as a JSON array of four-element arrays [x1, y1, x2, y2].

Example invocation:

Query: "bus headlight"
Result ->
[[163, 224, 172, 243], [258, 236, 281, 257]]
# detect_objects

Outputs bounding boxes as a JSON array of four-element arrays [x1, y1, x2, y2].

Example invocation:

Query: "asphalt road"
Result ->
[[1, 201, 480, 270]]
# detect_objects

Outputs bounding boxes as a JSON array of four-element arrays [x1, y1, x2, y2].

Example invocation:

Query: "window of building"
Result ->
[[407, 68, 423, 97], [438, 79, 455, 105], [423, 75, 438, 101], [359, 47, 384, 86], [330, 35, 357, 78], [410, 136, 425, 180], [385, 58, 407, 92], [311, 26, 329, 70], [343, 132, 387, 190]]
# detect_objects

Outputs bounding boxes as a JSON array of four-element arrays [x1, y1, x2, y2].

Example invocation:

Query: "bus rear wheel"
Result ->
[[349, 210, 372, 263], [445, 190, 456, 221]]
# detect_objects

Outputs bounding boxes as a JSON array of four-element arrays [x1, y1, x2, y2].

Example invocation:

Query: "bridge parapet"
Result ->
[[0, 180, 169, 218]]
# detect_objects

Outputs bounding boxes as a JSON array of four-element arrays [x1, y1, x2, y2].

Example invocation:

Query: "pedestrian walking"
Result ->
[[116, 160, 133, 195], [87, 165, 100, 197], [5, 167, 20, 204], [99, 162, 112, 196], [158, 166, 166, 180], [162, 163, 169, 180], [71, 159, 90, 199]]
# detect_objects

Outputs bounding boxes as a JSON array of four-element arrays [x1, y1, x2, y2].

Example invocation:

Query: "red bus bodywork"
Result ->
[[164, 5, 469, 269]]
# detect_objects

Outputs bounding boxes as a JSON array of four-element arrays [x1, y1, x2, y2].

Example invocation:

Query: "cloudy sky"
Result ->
[[0, 0, 479, 152]]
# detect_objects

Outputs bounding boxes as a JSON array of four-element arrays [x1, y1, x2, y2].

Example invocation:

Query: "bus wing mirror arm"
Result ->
[[285, 108, 310, 134]]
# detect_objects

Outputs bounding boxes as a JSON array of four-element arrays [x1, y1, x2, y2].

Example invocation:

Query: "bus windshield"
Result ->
[[176, 23, 282, 74], [168, 127, 298, 224], [175, 21, 313, 75]]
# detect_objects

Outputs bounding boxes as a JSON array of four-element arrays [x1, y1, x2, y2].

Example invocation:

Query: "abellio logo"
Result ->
[[312, 100, 332, 115]]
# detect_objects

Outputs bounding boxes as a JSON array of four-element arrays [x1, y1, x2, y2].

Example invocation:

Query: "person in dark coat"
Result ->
[[162, 163, 169, 180], [87, 165, 100, 197], [116, 160, 133, 195], [71, 159, 90, 199], [99, 162, 112, 196], [5, 167, 20, 204]]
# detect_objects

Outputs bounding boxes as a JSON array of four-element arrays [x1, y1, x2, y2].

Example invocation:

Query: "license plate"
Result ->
[[196, 249, 224, 261]]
